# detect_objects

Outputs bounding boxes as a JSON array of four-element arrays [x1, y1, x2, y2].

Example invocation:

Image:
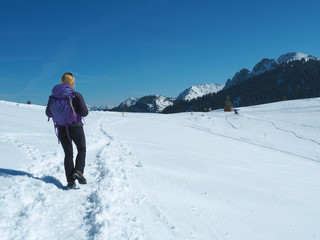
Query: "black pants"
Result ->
[[58, 126, 86, 182]]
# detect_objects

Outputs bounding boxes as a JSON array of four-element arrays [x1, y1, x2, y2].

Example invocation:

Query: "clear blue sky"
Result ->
[[0, 0, 319, 106]]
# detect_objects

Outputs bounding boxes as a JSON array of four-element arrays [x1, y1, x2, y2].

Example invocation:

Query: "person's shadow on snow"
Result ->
[[0, 168, 64, 190]]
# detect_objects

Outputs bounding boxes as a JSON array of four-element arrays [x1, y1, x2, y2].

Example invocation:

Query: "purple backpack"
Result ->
[[48, 84, 78, 143]]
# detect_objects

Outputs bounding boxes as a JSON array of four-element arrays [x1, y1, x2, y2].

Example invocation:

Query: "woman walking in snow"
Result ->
[[46, 73, 89, 189]]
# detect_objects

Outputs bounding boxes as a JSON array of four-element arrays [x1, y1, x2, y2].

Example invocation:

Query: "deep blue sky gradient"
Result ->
[[1, 0, 320, 106]]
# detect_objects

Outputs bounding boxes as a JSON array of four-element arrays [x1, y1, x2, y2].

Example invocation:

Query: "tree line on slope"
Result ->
[[162, 59, 320, 113]]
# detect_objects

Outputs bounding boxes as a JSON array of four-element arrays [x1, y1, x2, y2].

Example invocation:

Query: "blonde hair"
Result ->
[[61, 73, 75, 87]]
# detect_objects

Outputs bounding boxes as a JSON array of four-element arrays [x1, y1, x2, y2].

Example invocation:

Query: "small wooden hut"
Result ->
[[224, 106, 233, 112], [224, 96, 233, 112]]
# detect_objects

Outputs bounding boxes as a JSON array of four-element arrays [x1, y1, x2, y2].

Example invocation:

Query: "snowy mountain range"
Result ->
[[102, 52, 319, 113], [177, 83, 224, 101], [111, 95, 175, 113], [225, 52, 319, 88], [111, 84, 224, 113], [164, 51, 320, 113]]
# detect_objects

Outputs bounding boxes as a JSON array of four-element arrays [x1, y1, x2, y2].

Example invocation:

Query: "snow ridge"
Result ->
[[251, 58, 279, 76], [115, 95, 174, 113], [277, 52, 318, 64], [154, 95, 175, 112], [177, 83, 224, 101], [119, 97, 139, 108], [225, 52, 319, 89]]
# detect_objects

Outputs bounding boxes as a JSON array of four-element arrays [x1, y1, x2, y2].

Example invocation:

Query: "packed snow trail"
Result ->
[[0, 103, 145, 240], [1, 99, 320, 240]]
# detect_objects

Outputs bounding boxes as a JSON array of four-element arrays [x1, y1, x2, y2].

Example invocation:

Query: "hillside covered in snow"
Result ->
[[0, 98, 320, 240]]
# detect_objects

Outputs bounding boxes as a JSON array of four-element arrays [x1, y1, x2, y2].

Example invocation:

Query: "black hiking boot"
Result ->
[[66, 181, 76, 190], [73, 170, 87, 184]]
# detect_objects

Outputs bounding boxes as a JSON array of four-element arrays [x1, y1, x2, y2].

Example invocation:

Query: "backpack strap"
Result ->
[[47, 97, 53, 122], [54, 125, 60, 144], [69, 96, 76, 116], [65, 125, 72, 144], [53, 125, 72, 145]]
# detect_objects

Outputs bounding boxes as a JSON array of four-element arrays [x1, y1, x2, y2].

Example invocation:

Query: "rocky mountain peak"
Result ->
[[277, 52, 318, 64]]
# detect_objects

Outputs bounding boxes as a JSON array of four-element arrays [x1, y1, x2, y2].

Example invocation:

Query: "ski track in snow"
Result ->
[[241, 115, 320, 146], [184, 113, 320, 163]]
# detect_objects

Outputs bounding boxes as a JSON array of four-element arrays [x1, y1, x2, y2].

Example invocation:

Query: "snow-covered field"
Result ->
[[0, 98, 319, 240]]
